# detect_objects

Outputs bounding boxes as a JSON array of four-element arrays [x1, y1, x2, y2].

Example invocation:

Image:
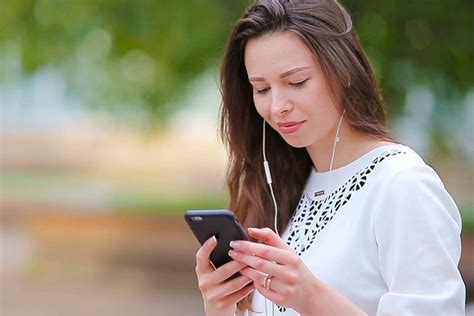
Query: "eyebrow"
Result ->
[[248, 66, 311, 82]]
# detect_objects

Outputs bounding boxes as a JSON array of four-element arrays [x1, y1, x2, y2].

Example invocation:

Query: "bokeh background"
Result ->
[[1, 0, 473, 315]]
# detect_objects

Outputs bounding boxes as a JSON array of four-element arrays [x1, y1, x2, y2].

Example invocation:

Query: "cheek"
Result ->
[[254, 99, 277, 131], [301, 83, 337, 117], [253, 97, 268, 118], [312, 81, 337, 109]]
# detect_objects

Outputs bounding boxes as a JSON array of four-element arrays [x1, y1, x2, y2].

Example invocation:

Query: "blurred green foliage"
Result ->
[[1, 0, 245, 122], [345, 0, 474, 116], [1, 0, 473, 122], [3, 169, 473, 230], [1, 169, 228, 215], [463, 207, 474, 233]]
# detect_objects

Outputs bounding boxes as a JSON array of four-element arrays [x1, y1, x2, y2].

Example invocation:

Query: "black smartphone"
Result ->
[[184, 209, 249, 269]]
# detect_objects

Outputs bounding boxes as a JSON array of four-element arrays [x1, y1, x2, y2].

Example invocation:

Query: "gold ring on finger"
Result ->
[[263, 274, 273, 290]]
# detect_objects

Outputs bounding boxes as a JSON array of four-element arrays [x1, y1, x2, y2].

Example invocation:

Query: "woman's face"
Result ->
[[244, 31, 341, 149]]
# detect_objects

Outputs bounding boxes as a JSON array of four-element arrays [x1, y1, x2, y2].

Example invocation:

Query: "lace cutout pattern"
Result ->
[[276, 149, 405, 313]]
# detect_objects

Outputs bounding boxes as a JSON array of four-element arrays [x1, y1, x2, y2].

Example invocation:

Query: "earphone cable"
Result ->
[[263, 119, 280, 237], [260, 111, 344, 315], [327, 110, 346, 193]]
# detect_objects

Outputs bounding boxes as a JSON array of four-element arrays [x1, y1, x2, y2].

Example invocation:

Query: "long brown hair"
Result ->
[[219, 0, 393, 309]]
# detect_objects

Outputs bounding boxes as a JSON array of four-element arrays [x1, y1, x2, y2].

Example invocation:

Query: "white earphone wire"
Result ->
[[261, 111, 345, 316], [327, 109, 346, 193], [263, 119, 280, 237], [262, 119, 278, 316]]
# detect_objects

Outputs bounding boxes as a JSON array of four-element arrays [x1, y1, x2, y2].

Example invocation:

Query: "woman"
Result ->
[[194, 0, 465, 315]]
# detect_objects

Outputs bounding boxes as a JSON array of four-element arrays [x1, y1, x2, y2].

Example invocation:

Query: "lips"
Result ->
[[276, 121, 305, 135]]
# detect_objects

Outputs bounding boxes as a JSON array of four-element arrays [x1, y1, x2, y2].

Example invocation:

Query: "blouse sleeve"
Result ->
[[374, 165, 465, 315]]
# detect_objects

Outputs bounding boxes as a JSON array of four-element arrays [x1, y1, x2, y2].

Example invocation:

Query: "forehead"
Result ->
[[244, 31, 318, 76]]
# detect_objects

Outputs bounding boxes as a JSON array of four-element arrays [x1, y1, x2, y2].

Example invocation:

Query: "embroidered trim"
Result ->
[[276, 149, 406, 313], [286, 149, 405, 256]]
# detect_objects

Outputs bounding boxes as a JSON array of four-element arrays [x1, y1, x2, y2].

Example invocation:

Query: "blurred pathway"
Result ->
[[1, 211, 473, 315], [1, 264, 204, 316], [0, 213, 205, 316]]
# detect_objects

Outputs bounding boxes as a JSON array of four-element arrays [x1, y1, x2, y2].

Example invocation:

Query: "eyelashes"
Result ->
[[254, 78, 309, 95], [255, 87, 270, 94], [289, 78, 309, 87]]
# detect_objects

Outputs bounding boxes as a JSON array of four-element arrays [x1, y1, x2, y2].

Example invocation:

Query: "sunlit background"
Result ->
[[1, 0, 473, 315]]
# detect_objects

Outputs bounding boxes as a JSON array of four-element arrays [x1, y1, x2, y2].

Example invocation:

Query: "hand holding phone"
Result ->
[[184, 209, 249, 268]]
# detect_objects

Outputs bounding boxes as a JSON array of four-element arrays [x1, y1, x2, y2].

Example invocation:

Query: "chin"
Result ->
[[281, 135, 310, 149]]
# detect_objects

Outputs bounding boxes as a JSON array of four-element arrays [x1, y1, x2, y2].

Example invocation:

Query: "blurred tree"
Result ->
[[0, 0, 473, 125], [345, 0, 474, 117], [0, 0, 245, 125]]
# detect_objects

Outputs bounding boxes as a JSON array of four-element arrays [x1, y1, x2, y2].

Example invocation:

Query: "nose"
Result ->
[[270, 88, 292, 116]]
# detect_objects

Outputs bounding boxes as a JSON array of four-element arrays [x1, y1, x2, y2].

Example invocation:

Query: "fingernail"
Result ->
[[209, 236, 217, 243], [228, 250, 236, 257], [230, 241, 240, 249]]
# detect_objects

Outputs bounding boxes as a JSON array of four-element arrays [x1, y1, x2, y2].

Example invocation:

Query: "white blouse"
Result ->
[[249, 144, 465, 315]]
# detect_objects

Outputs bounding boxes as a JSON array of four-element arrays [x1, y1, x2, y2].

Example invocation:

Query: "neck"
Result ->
[[306, 122, 391, 172]]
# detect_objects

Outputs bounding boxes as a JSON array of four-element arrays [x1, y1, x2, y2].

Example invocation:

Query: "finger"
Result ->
[[228, 249, 284, 276], [217, 274, 253, 297], [229, 240, 293, 265], [248, 227, 292, 250], [253, 278, 283, 305], [221, 283, 255, 307], [211, 260, 248, 283], [241, 267, 289, 295], [239, 266, 267, 286], [196, 236, 218, 274]]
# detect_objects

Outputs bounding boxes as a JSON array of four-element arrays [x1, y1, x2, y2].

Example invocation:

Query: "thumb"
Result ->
[[195, 236, 218, 274]]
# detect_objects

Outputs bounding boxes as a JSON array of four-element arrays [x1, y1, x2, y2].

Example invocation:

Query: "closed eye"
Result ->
[[255, 87, 270, 94], [289, 78, 308, 87]]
